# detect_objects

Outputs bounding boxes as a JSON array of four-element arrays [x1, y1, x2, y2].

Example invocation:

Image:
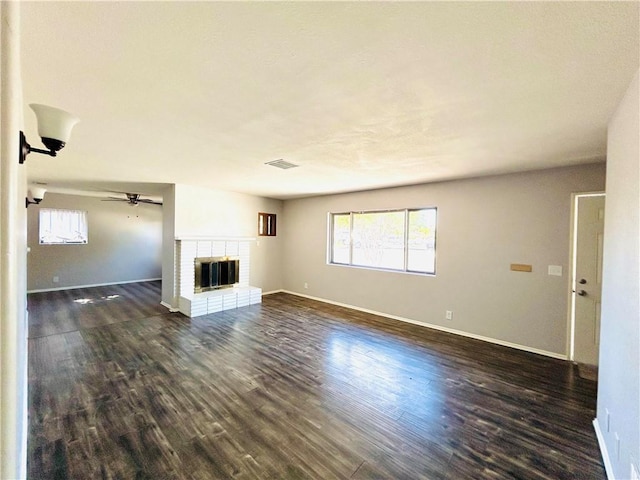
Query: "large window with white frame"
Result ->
[[329, 207, 437, 274], [39, 208, 88, 245]]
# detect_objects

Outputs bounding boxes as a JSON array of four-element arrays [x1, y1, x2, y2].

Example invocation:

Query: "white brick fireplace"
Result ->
[[176, 237, 261, 317]]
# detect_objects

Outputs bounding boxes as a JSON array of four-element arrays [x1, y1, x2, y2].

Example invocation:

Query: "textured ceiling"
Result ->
[[21, 1, 639, 200]]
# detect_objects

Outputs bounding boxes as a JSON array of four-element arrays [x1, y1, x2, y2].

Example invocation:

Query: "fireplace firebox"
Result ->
[[194, 256, 239, 293]]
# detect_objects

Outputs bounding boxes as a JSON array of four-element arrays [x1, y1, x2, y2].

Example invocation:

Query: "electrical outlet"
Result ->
[[53, 276, 59, 283], [304, 282, 308, 289], [446, 310, 453, 320]]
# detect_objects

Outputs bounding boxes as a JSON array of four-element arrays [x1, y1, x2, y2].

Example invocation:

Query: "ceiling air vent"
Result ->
[[265, 159, 299, 170]]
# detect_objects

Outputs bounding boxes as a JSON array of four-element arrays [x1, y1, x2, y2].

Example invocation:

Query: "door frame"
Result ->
[[566, 191, 605, 361]]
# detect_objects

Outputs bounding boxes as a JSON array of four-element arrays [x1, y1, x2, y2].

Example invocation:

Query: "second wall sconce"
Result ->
[[26, 186, 47, 208]]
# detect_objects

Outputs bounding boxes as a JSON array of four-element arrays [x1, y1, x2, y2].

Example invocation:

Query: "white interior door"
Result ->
[[572, 194, 605, 365]]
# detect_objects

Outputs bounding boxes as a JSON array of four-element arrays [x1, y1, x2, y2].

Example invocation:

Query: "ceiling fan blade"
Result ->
[[102, 197, 127, 202], [138, 199, 163, 205]]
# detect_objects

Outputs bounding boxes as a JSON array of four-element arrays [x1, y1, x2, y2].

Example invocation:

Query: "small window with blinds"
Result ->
[[39, 209, 88, 244]]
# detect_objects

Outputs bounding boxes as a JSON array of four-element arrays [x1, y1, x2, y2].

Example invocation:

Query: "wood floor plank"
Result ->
[[27, 282, 605, 479]]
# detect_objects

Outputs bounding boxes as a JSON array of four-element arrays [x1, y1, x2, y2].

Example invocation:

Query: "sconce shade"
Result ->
[[26, 186, 47, 208], [29, 104, 79, 148], [29, 186, 47, 200]]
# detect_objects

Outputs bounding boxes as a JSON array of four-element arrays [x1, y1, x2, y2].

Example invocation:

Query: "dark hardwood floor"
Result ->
[[27, 281, 605, 479]]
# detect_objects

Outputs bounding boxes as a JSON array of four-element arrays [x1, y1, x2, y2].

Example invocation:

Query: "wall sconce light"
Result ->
[[26, 186, 47, 208], [19, 104, 79, 164]]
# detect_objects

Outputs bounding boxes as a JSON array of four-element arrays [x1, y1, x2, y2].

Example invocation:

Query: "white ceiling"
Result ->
[[21, 1, 639, 200]]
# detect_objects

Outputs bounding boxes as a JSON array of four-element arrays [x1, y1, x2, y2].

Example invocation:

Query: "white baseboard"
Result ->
[[27, 278, 162, 294], [262, 289, 285, 296], [281, 290, 567, 360], [593, 418, 615, 480]]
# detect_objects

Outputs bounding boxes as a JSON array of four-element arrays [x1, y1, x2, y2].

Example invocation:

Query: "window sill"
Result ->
[[327, 262, 436, 277]]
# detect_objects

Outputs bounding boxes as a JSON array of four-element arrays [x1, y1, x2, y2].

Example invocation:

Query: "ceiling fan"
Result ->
[[102, 192, 162, 206]]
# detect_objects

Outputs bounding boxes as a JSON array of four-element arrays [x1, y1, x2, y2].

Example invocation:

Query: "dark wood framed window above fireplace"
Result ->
[[258, 212, 276, 236]]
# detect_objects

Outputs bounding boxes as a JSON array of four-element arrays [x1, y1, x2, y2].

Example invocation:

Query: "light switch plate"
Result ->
[[548, 265, 563, 276]]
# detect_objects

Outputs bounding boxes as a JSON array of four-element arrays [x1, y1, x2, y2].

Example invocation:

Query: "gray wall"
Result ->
[[596, 69, 639, 479], [161, 184, 283, 307], [282, 163, 606, 356], [27, 193, 162, 291]]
